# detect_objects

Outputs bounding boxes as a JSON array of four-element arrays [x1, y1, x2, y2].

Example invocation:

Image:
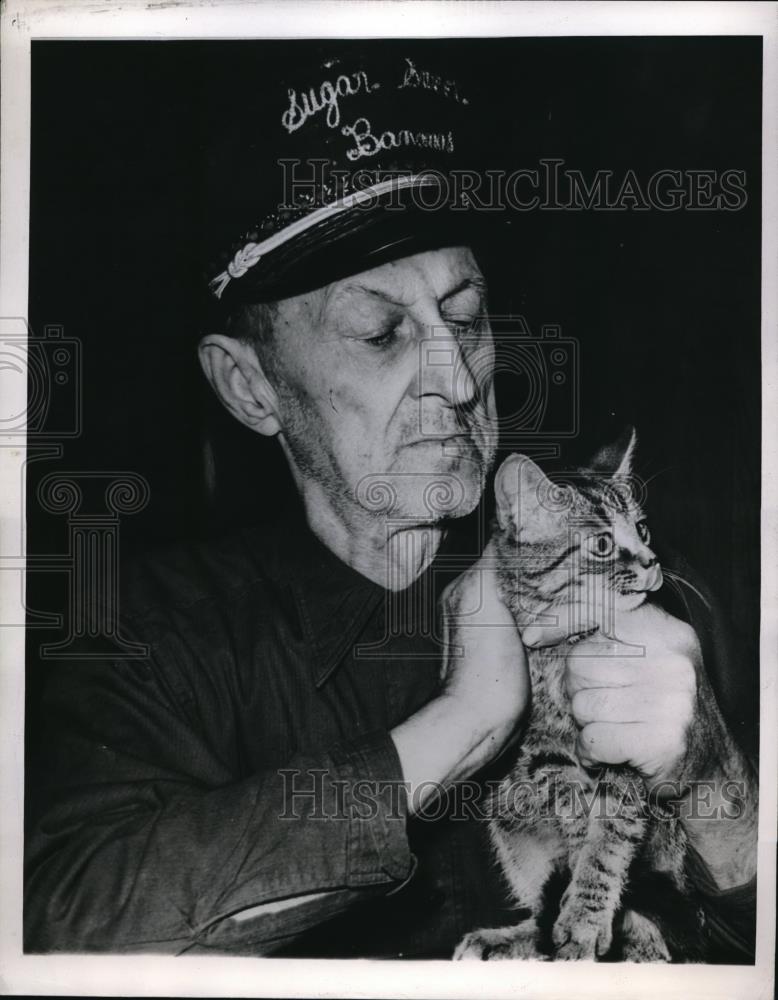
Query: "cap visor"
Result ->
[[218, 179, 495, 304]]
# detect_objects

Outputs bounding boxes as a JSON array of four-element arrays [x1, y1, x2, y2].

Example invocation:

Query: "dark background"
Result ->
[[26, 38, 761, 739]]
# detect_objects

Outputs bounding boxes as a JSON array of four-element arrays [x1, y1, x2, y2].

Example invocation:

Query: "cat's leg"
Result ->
[[454, 828, 564, 960], [456, 772, 567, 961], [552, 769, 647, 961], [619, 910, 671, 962]]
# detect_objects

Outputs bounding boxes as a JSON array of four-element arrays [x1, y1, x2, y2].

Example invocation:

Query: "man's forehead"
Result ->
[[326, 246, 483, 307], [273, 245, 484, 334]]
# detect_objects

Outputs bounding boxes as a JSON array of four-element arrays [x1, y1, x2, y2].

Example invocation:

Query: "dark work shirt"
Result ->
[[24, 513, 756, 960], [24, 513, 515, 956]]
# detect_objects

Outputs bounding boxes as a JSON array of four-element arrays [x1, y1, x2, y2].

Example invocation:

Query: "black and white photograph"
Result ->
[[1, 2, 775, 997]]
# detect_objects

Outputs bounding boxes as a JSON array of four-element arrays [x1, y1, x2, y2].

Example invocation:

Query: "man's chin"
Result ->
[[394, 474, 485, 523], [355, 473, 485, 522], [399, 443, 489, 519], [352, 437, 493, 521]]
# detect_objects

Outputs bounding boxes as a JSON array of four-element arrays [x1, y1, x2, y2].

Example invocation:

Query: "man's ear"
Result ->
[[198, 334, 282, 437]]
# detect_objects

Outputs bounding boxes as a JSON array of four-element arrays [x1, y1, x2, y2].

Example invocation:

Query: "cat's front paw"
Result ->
[[552, 906, 613, 961], [454, 924, 547, 961]]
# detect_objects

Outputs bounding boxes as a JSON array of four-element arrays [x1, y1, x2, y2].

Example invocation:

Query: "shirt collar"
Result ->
[[255, 512, 381, 687], [253, 509, 480, 688]]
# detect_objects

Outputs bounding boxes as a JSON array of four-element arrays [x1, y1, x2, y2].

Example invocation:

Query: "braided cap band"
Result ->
[[209, 174, 439, 300]]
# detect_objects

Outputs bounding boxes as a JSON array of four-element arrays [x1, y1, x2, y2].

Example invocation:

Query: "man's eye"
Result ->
[[363, 328, 397, 348], [443, 313, 477, 334]]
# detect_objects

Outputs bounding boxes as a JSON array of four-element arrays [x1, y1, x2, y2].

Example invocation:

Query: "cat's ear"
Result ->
[[494, 453, 556, 535], [589, 425, 637, 478]]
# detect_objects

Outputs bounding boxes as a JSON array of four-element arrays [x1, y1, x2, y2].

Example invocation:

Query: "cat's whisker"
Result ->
[[661, 569, 712, 612], [661, 573, 694, 621], [638, 465, 673, 490]]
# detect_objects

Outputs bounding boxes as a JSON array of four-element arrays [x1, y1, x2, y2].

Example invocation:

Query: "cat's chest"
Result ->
[[527, 646, 577, 739]]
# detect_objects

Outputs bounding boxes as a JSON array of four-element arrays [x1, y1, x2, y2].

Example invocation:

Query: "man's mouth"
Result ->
[[407, 432, 472, 445]]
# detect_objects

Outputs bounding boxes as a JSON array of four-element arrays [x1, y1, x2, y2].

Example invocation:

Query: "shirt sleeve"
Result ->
[[684, 841, 757, 964], [24, 652, 415, 955]]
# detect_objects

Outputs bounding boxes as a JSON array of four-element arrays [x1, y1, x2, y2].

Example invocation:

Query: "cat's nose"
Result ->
[[638, 551, 658, 569]]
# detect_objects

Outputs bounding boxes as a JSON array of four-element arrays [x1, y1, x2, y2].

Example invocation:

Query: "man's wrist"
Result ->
[[391, 692, 518, 815]]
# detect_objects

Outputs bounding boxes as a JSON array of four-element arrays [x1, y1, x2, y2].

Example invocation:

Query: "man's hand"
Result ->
[[391, 542, 529, 812], [563, 601, 757, 889], [564, 602, 699, 784], [438, 540, 530, 749]]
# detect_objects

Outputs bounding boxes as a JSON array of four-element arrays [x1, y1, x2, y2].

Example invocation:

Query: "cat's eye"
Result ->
[[636, 520, 650, 544], [588, 532, 614, 558]]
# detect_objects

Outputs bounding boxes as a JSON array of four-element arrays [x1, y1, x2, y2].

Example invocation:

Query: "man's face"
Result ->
[[266, 246, 498, 524]]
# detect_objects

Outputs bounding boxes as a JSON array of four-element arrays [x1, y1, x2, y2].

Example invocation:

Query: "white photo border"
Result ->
[[1, 2, 775, 997]]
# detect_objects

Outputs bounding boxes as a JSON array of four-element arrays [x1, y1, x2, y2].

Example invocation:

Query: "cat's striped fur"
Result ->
[[455, 431, 697, 962]]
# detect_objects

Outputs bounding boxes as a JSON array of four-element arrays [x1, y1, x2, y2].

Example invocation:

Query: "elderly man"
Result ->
[[25, 48, 756, 959]]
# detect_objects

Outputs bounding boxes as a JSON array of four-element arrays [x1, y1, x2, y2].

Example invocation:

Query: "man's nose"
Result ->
[[419, 322, 481, 407]]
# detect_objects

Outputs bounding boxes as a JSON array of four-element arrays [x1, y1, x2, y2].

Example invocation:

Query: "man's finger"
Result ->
[[521, 620, 599, 649], [576, 721, 644, 767], [570, 686, 661, 726], [520, 624, 568, 648], [564, 656, 641, 696]]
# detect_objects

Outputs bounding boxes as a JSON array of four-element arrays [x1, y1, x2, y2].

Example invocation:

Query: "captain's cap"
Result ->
[[203, 46, 490, 305]]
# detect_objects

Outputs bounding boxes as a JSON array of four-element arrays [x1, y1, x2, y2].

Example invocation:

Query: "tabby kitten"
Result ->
[[455, 430, 697, 962]]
